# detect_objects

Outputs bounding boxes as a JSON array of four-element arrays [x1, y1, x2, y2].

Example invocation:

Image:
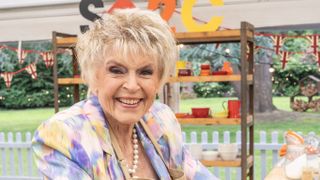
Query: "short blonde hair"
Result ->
[[76, 8, 177, 92]]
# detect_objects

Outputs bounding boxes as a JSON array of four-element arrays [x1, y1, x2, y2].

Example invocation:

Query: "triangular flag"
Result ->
[[16, 41, 28, 64], [271, 35, 285, 55], [307, 35, 319, 55], [311, 52, 320, 67], [107, 0, 135, 13], [1, 72, 13, 88], [280, 51, 290, 69], [41, 51, 54, 68], [25, 63, 37, 79]]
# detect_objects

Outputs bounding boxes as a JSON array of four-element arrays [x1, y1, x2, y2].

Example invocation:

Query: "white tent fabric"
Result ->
[[0, 0, 320, 42]]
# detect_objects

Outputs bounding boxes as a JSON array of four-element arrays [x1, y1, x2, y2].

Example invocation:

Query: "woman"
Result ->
[[32, 8, 218, 180]]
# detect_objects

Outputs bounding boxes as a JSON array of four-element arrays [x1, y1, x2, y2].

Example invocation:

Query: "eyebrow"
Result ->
[[106, 60, 154, 70], [105, 60, 124, 66]]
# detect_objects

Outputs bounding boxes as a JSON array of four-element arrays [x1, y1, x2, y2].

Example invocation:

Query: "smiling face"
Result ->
[[93, 54, 160, 125]]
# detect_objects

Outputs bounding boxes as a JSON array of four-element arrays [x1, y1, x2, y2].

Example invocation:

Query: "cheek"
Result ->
[[142, 80, 159, 98]]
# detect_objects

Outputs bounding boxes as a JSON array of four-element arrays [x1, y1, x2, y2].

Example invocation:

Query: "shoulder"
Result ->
[[32, 100, 102, 172], [149, 101, 178, 127], [35, 101, 90, 141]]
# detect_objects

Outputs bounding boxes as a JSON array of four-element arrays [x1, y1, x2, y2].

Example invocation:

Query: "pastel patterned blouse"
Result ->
[[32, 95, 218, 180]]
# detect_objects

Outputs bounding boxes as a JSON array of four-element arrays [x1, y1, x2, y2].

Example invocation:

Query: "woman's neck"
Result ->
[[106, 115, 136, 147]]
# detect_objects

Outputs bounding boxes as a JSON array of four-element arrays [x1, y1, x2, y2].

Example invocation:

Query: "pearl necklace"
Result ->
[[127, 126, 139, 176]]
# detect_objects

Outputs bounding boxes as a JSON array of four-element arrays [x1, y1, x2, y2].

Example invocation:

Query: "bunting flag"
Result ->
[[280, 51, 290, 69], [1, 72, 13, 88], [16, 41, 28, 64], [307, 35, 319, 55], [313, 52, 320, 66], [271, 35, 285, 55], [41, 52, 54, 68], [16, 49, 28, 64], [25, 63, 37, 79]]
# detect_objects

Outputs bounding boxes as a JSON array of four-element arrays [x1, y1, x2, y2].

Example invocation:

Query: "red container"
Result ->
[[200, 69, 211, 76], [228, 100, 241, 118], [212, 71, 228, 75], [178, 69, 192, 76], [201, 64, 211, 70], [192, 108, 210, 118]]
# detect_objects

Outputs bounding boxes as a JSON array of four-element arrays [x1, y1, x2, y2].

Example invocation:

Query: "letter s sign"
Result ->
[[79, 0, 104, 33]]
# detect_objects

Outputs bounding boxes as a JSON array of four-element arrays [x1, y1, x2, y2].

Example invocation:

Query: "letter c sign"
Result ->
[[181, 0, 223, 32]]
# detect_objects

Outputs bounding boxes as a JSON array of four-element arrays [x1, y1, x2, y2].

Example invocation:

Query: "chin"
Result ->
[[115, 113, 143, 124]]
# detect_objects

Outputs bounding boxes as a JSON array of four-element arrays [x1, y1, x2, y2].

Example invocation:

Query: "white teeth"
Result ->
[[118, 98, 140, 105]]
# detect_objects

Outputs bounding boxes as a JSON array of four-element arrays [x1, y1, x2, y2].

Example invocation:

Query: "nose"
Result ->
[[123, 72, 140, 92]]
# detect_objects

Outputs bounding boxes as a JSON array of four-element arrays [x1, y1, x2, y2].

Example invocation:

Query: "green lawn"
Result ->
[[0, 96, 319, 179], [0, 96, 319, 146], [0, 96, 319, 135]]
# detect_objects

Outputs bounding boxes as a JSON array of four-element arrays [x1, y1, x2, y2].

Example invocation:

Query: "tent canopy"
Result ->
[[1, 0, 320, 42]]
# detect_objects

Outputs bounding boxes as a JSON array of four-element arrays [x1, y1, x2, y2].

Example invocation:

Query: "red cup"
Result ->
[[201, 64, 210, 70], [227, 100, 241, 118]]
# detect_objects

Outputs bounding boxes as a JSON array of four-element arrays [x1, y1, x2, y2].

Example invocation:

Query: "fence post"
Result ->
[[16, 132, 23, 175], [191, 131, 197, 143], [223, 131, 231, 180], [0, 132, 6, 176], [26, 132, 33, 176], [271, 131, 279, 167], [8, 132, 15, 176], [260, 131, 267, 180], [212, 131, 219, 177], [236, 131, 241, 180], [201, 131, 208, 145]]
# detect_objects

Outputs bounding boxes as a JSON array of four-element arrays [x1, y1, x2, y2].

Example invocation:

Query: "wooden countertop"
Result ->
[[264, 167, 288, 180]]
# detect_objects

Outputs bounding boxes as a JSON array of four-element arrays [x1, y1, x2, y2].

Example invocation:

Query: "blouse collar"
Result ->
[[82, 95, 165, 155]]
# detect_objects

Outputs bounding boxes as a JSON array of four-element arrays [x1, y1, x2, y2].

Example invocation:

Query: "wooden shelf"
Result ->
[[58, 75, 253, 85], [168, 75, 253, 83], [58, 78, 84, 85], [178, 115, 253, 125], [200, 155, 253, 167], [178, 117, 240, 125], [56, 37, 77, 47], [54, 29, 254, 47], [175, 29, 254, 44]]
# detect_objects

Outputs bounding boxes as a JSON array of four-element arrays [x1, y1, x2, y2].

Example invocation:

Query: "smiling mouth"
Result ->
[[116, 98, 143, 105]]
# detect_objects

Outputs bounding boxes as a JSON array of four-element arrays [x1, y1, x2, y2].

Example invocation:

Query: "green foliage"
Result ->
[[272, 59, 320, 96], [193, 82, 234, 97], [0, 41, 87, 109], [180, 30, 320, 98], [179, 43, 239, 97]]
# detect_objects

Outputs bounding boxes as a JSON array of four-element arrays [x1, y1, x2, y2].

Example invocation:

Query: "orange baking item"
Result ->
[[279, 144, 287, 156], [285, 130, 304, 145], [221, 62, 233, 75]]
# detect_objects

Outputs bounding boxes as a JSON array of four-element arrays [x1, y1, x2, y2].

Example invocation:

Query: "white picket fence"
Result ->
[[0, 131, 316, 180]]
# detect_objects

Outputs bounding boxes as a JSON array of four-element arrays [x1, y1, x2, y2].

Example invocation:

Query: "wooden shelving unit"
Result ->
[[166, 22, 255, 179], [52, 32, 79, 113]]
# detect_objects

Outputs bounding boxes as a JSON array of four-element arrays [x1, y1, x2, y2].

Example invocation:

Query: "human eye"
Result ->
[[139, 68, 154, 76], [109, 66, 126, 74]]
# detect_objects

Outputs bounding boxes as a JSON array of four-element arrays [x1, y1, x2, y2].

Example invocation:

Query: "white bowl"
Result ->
[[202, 150, 219, 161], [218, 143, 238, 152], [189, 144, 203, 160], [220, 151, 238, 161]]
